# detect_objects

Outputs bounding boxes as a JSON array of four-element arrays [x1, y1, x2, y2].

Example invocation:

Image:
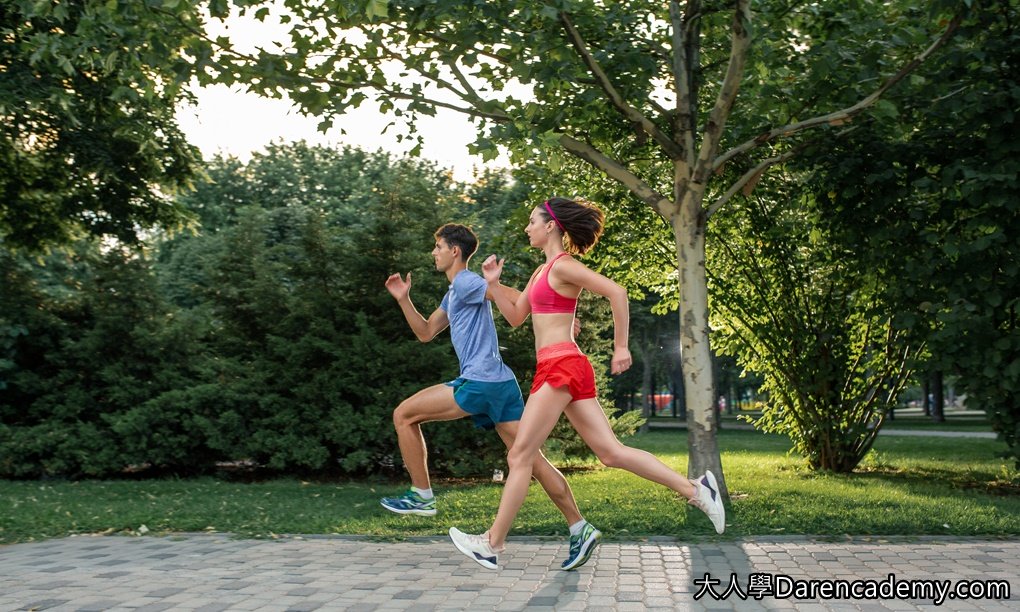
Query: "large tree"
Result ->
[[194, 0, 967, 493], [797, 0, 1020, 466], [0, 0, 206, 251]]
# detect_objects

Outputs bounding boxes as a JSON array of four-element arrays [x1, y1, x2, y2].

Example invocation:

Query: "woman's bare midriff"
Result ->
[[532, 312, 576, 351]]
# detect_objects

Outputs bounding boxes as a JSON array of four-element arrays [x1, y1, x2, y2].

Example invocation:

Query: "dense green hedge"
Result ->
[[0, 145, 639, 478]]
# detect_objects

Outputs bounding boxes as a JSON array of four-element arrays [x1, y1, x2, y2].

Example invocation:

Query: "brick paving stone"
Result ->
[[146, 587, 186, 598], [72, 599, 126, 611], [18, 599, 70, 610], [646, 595, 675, 606], [193, 604, 234, 612], [132, 603, 179, 612], [1, 535, 1017, 611]]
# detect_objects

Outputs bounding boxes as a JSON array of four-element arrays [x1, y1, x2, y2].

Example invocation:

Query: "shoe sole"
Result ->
[[703, 470, 725, 534], [449, 528, 497, 570], [380, 501, 436, 516], [561, 530, 601, 570]]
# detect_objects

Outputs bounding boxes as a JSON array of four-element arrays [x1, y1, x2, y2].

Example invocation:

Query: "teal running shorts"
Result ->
[[445, 377, 525, 430]]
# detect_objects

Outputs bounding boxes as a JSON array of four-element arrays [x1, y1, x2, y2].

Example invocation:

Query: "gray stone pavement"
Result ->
[[1, 534, 1016, 611]]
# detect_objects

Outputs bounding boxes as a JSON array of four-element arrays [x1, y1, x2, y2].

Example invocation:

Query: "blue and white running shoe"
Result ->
[[561, 522, 601, 570], [380, 490, 436, 516]]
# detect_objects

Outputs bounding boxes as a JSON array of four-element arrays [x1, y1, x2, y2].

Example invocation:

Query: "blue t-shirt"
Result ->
[[439, 270, 515, 383]]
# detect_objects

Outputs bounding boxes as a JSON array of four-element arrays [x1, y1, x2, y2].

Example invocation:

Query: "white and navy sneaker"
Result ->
[[561, 522, 601, 570], [380, 490, 436, 516], [449, 527, 499, 570], [688, 470, 726, 534]]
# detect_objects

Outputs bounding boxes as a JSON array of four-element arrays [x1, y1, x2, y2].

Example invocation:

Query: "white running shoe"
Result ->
[[449, 527, 499, 570], [688, 470, 726, 534]]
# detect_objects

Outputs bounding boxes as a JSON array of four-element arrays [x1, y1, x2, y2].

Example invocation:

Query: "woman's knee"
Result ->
[[594, 443, 629, 469], [507, 444, 540, 471]]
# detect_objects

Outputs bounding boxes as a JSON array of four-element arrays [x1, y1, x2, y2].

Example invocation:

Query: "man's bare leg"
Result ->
[[383, 384, 469, 515]]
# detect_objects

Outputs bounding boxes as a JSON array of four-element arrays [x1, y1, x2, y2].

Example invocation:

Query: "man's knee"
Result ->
[[393, 400, 421, 428], [532, 453, 564, 483]]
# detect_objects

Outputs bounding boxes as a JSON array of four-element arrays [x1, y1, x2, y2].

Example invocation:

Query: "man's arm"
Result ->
[[385, 272, 449, 342], [396, 300, 449, 342]]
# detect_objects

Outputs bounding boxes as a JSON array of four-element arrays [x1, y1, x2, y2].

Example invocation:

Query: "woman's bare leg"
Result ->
[[563, 398, 698, 499], [487, 383, 573, 549], [494, 421, 583, 526]]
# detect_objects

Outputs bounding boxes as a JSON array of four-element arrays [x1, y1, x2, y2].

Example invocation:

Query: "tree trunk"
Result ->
[[921, 375, 931, 416], [931, 370, 945, 423], [669, 349, 687, 419], [674, 203, 727, 497], [639, 343, 653, 432], [711, 357, 723, 430]]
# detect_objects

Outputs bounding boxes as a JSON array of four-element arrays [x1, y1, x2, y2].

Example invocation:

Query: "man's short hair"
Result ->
[[434, 224, 479, 262]]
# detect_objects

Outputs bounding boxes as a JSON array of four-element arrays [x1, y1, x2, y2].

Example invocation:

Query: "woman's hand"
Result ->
[[482, 254, 504, 284], [611, 346, 632, 375]]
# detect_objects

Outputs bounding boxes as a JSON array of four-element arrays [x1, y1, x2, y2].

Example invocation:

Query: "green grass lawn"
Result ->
[[1, 430, 1017, 545]]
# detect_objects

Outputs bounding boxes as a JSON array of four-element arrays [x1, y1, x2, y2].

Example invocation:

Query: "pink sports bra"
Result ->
[[529, 252, 579, 314]]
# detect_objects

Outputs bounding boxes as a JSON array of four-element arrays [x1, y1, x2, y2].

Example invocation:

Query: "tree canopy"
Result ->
[[0, 0, 206, 251]]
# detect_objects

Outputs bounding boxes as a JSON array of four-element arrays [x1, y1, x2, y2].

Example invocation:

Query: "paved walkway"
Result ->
[[646, 421, 999, 438], [878, 429, 997, 439], [1, 534, 1015, 611]]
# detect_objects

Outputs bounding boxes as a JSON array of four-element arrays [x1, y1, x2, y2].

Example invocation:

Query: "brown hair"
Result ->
[[540, 197, 605, 255], [434, 223, 478, 262]]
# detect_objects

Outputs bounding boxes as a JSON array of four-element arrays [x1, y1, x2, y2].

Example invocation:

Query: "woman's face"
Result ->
[[525, 206, 553, 247]]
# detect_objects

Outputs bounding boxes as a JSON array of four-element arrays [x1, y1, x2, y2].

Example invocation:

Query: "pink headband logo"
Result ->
[[544, 200, 566, 233]]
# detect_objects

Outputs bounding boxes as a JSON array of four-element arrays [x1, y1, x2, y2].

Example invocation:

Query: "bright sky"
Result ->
[[174, 5, 508, 183]]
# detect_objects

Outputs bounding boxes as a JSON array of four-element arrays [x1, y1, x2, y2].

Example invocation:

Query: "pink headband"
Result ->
[[544, 200, 566, 233]]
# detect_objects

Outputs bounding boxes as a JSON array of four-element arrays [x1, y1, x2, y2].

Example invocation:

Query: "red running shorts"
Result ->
[[530, 342, 597, 401]]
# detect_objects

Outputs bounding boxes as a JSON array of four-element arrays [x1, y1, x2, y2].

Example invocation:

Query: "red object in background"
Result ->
[[648, 393, 672, 409]]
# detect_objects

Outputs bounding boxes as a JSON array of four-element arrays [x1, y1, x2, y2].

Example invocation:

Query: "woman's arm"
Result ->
[[482, 255, 535, 327], [554, 260, 632, 374], [486, 283, 520, 304]]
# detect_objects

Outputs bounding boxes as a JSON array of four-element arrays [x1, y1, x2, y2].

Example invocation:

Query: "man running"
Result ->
[[381, 223, 600, 570]]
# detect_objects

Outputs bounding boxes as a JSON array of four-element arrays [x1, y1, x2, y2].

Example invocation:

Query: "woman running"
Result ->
[[449, 197, 726, 571]]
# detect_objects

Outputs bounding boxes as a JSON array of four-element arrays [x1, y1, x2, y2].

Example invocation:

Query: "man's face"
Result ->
[[432, 238, 458, 271]]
